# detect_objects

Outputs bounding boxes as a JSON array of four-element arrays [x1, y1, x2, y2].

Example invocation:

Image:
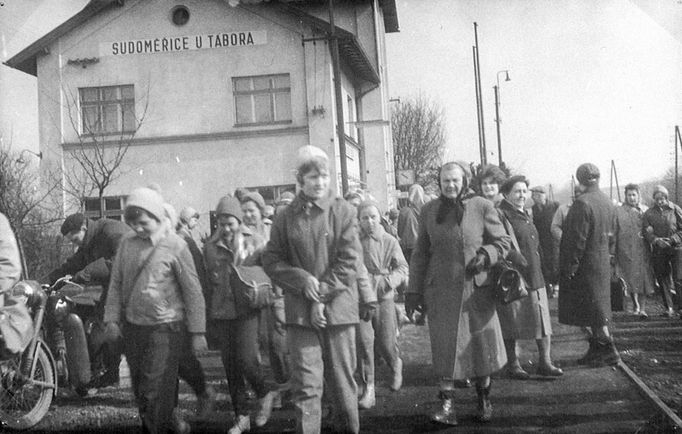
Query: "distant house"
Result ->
[[5, 0, 399, 228]]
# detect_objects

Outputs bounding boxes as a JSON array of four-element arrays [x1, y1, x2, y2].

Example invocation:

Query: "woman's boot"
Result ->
[[475, 381, 492, 423], [430, 390, 457, 425]]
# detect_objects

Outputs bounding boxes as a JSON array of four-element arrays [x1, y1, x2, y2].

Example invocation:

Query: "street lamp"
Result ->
[[16, 149, 43, 164], [493, 70, 511, 167]]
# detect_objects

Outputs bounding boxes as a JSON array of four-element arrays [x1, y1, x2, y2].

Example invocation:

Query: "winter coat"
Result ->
[[397, 205, 420, 251], [359, 225, 408, 300], [613, 203, 655, 295], [0, 213, 21, 294], [104, 230, 206, 333], [263, 192, 367, 327], [497, 200, 552, 340], [407, 196, 510, 379], [48, 218, 132, 285], [558, 185, 615, 327], [532, 200, 559, 283], [642, 201, 682, 256], [203, 226, 264, 320]]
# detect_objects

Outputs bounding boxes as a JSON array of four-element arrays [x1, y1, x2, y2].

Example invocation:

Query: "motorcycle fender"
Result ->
[[63, 314, 91, 387], [35, 339, 58, 397]]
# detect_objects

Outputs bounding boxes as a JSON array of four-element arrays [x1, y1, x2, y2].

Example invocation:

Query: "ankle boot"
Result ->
[[358, 383, 376, 409], [430, 391, 458, 425], [593, 337, 621, 366], [475, 382, 492, 423], [577, 336, 599, 365]]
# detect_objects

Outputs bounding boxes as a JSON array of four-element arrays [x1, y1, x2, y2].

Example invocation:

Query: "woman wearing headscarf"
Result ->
[[497, 175, 562, 379], [406, 161, 510, 425], [397, 183, 426, 263]]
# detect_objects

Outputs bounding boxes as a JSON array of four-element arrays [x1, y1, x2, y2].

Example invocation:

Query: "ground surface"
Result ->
[[18, 298, 679, 433]]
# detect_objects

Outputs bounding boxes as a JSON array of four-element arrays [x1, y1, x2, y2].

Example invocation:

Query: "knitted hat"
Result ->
[[126, 187, 165, 222], [215, 196, 242, 222], [241, 191, 266, 212], [653, 185, 669, 199], [295, 145, 329, 170], [179, 206, 199, 223], [61, 213, 86, 235], [576, 163, 600, 185]]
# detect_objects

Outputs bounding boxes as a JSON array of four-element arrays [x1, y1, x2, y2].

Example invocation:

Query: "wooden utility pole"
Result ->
[[610, 160, 621, 203], [473, 23, 486, 166], [329, 0, 349, 195]]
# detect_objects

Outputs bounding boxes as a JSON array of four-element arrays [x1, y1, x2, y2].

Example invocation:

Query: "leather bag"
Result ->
[[491, 209, 529, 305], [230, 265, 273, 310]]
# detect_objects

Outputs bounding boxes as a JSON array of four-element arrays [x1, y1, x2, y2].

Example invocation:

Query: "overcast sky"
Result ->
[[386, 0, 682, 192], [3, 0, 682, 194]]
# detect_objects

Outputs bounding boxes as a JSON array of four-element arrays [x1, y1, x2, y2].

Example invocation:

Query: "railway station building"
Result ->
[[5, 0, 399, 232]]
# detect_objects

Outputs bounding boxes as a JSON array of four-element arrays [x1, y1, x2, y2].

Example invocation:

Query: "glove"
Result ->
[[191, 334, 209, 356], [507, 250, 528, 270], [404, 293, 423, 319], [103, 322, 122, 342], [465, 251, 489, 275], [359, 302, 378, 322]]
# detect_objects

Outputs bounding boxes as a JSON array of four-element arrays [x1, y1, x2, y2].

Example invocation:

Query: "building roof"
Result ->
[[3, 0, 398, 77]]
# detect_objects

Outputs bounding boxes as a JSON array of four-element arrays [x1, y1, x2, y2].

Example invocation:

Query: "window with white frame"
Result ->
[[79, 85, 135, 135], [83, 196, 127, 221], [233, 74, 292, 125]]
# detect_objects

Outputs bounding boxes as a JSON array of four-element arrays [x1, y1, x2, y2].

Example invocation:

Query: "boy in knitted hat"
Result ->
[[643, 185, 682, 317], [263, 145, 374, 433], [104, 187, 207, 433], [355, 200, 408, 408]]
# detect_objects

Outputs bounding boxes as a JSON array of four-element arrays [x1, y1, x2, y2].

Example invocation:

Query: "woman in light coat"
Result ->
[[406, 161, 510, 425]]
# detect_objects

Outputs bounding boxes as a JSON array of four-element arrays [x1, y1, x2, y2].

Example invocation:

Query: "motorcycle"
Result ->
[[0, 278, 58, 430]]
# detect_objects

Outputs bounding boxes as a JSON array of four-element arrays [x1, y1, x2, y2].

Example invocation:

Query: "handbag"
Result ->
[[230, 265, 273, 310], [492, 210, 529, 305]]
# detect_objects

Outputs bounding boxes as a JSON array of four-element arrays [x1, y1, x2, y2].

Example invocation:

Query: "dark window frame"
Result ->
[[232, 74, 292, 126], [79, 85, 136, 136]]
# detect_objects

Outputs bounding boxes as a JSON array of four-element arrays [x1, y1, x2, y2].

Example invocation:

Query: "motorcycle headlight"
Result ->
[[10, 280, 40, 307], [53, 298, 70, 322]]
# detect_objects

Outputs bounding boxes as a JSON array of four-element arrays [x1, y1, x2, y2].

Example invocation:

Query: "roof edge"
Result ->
[[380, 0, 399, 33], [3, 0, 123, 76]]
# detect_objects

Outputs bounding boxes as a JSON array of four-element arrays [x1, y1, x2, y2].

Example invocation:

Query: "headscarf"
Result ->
[[407, 184, 425, 211], [436, 161, 471, 225]]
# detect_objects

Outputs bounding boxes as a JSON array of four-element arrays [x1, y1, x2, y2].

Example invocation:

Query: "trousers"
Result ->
[[288, 324, 359, 434], [123, 321, 183, 434], [356, 295, 401, 386], [652, 250, 682, 311]]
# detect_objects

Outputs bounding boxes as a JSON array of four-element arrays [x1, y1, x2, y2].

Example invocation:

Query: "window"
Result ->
[[171, 5, 190, 26], [83, 196, 126, 221], [79, 85, 135, 135], [233, 74, 291, 126], [346, 95, 357, 140]]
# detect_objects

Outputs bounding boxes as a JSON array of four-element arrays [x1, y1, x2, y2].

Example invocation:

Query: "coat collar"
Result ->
[[292, 191, 332, 215], [360, 224, 385, 241], [499, 197, 528, 217]]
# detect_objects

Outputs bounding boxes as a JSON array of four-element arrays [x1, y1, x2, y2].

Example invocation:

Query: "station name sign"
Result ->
[[99, 30, 267, 56]]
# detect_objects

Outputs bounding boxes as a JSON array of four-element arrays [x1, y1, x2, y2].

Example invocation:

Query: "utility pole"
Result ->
[[473, 23, 486, 166], [329, 0, 349, 195], [493, 84, 501, 166]]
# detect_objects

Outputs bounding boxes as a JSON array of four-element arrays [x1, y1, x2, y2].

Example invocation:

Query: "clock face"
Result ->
[[397, 169, 414, 186]]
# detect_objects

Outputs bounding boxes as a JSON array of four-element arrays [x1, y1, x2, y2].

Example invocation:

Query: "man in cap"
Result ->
[[531, 186, 560, 297], [263, 145, 375, 433], [47, 212, 133, 387], [642, 185, 682, 317], [559, 163, 620, 366]]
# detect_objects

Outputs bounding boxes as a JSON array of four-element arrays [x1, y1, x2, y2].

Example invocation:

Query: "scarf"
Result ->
[[436, 194, 464, 225]]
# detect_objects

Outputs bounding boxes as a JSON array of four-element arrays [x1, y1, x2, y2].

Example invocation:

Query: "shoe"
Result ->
[[537, 363, 564, 377], [506, 364, 530, 380], [430, 395, 458, 425], [639, 310, 648, 320], [172, 409, 191, 434], [453, 378, 472, 388], [663, 308, 674, 318], [358, 383, 376, 409], [390, 358, 403, 391], [254, 390, 277, 427], [228, 415, 250, 434], [633, 308, 640, 315], [592, 338, 621, 366], [577, 337, 598, 365], [475, 383, 492, 423], [196, 385, 218, 418], [89, 368, 119, 389]]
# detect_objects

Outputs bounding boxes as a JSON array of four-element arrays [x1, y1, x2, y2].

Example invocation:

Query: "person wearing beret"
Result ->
[[642, 184, 682, 317], [497, 176, 562, 379], [558, 163, 620, 366]]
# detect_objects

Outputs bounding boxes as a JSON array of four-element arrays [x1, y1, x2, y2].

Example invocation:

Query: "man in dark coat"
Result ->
[[48, 213, 133, 386], [558, 164, 619, 366], [531, 186, 560, 297]]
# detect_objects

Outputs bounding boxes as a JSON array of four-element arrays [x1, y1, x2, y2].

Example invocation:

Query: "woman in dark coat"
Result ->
[[558, 163, 620, 366], [497, 176, 562, 378], [406, 161, 510, 425]]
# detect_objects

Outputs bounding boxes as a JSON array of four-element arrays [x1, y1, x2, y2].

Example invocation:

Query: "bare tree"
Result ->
[[392, 95, 446, 188], [62, 84, 150, 216]]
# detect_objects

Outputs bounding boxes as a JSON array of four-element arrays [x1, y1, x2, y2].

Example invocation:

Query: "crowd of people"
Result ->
[[1, 144, 681, 434]]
